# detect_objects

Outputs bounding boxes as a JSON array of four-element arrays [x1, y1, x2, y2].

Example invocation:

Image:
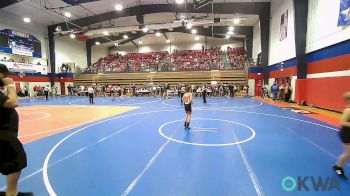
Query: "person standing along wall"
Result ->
[[67, 84, 73, 96], [270, 83, 279, 101]]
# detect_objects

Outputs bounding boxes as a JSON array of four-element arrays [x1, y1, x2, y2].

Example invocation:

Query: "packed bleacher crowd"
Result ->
[[227, 47, 248, 69], [82, 47, 248, 74]]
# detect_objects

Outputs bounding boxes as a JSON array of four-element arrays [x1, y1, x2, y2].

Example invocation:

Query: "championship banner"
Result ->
[[279, 10, 288, 41], [338, 0, 350, 27], [1, 61, 48, 75]]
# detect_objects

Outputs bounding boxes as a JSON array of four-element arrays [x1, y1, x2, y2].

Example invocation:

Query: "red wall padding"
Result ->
[[307, 54, 350, 74], [295, 79, 306, 105], [54, 77, 74, 82], [269, 66, 297, 78], [8, 76, 74, 82], [248, 73, 263, 79], [308, 54, 350, 74], [9, 75, 51, 82], [305, 76, 350, 112]]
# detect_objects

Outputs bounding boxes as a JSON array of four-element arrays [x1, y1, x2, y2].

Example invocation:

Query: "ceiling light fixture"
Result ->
[[55, 26, 62, 32], [23, 17, 30, 23], [142, 27, 149, 32], [176, 0, 185, 4], [103, 31, 109, 36], [191, 29, 197, 34], [228, 26, 234, 31], [95, 41, 100, 45], [225, 35, 230, 39], [64, 11, 72, 18], [233, 18, 240, 24], [123, 34, 128, 39], [115, 4, 123, 11], [186, 23, 192, 29], [155, 32, 161, 37], [195, 36, 200, 41], [114, 43, 119, 46], [166, 39, 170, 43], [138, 41, 143, 44], [70, 34, 76, 39]]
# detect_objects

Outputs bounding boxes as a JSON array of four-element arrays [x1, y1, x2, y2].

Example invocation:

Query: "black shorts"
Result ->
[[88, 93, 94, 98], [184, 103, 192, 114], [339, 126, 350, 144], [0, 131, 27, 175]]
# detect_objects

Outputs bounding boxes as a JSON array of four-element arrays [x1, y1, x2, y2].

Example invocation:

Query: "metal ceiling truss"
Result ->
[[50, 2, 270, 32], [89, 26, 252, 47]]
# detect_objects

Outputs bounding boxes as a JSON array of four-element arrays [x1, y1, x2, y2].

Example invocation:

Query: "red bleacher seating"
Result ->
[[83, 47, 247, 73]]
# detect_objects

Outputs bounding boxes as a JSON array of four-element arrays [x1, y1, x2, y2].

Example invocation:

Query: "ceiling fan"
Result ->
[[173, 12, 210, 26]]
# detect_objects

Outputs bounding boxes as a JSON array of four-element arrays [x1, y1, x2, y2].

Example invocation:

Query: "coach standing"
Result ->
[[88, 86, 94, 104], [44, 85, 50, 100], [229, 83, 234, 97], [0, 64, 32, 196], [202, 83, 207, 103]]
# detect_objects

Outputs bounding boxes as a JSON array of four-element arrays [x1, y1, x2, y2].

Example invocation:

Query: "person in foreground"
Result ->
[[334, 92, 350, 179], [182, 86, 193, 129], [0, 64, 33, 196]]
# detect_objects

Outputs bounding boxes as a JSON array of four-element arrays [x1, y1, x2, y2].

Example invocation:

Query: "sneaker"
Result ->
[[333, 165, 348, 179], [186, 122, 190, 129], [0, 192, 33, 196], [18, 192, 34, 196]]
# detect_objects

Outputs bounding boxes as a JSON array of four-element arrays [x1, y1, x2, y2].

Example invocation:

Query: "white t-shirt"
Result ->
[[181, 86, 185, 93], [88, 87, 94, 94], [44, 86, 50, 92]]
